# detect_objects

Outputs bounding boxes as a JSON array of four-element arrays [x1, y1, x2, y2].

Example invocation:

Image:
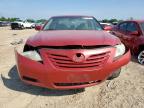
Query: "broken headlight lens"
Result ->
[[114, 43, 125, 58], [21, 51, 42, 61]]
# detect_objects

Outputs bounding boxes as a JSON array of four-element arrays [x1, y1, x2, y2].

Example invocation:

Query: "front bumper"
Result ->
[[15, 47, 131, 90]]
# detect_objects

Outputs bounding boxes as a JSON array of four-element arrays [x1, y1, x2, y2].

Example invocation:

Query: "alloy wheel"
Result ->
[[138, 50, 144, 65]]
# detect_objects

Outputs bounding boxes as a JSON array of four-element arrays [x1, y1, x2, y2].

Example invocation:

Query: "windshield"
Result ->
[[140, 22, 144, 31], [43, 17, 102, 30]]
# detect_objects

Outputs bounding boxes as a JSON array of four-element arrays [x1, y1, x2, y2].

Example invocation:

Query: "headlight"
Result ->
[[114, 43, 125, 58], [21, 51, 42, 61]]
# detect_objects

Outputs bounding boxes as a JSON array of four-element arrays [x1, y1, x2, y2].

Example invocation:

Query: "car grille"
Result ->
[[48, 51, 110, 70]]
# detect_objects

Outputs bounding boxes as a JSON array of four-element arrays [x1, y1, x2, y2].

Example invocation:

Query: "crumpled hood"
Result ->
[[27, 30, 121, 47]]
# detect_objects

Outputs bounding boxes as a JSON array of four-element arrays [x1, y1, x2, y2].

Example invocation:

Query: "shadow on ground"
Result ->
[[1, 65, 84, 96], [131, 55, 141, 65]]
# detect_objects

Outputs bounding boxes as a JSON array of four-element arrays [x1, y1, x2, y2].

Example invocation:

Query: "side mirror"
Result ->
[[129, 31, 139, 36], [104, 26, 112, 31], [35, 25, 42, 31]]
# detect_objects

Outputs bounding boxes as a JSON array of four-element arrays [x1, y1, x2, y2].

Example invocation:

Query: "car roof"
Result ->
[[51, 15, 94, 18], [125, 20, 144, 23]]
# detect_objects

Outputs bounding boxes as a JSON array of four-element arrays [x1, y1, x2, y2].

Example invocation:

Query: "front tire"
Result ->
[[11, 27, 15, 30], [138, 50, 144, 65], [21, 25, 25, 29], [107, 69, 121, 80]]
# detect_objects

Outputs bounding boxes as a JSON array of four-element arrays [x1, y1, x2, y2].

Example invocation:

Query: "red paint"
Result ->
[[35, 25, 42, 31], [104, 26, 113, 31], [112, 20, 144, 54]]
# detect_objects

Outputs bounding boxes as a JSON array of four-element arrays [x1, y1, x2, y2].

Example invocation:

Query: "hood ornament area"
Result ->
[[72, 53, 85, 63]]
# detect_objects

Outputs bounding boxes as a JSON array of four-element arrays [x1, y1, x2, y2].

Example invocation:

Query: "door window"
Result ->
[[119, 22, 127, 32], [127, 22, 138, 32]]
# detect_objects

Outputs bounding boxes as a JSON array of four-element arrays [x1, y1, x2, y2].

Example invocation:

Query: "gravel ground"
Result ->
[[0, 27, 144, 108]]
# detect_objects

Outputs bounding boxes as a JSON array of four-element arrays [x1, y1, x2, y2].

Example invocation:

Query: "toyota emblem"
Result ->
[[72, 53, 85, 63]]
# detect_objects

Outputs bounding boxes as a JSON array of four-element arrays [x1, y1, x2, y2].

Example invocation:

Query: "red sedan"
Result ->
[[15, 16, 130, 90], [112, 20, 144, 64]]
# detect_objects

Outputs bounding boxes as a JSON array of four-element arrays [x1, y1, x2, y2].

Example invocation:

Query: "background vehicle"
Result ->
[[24, 20, 36, 28], [23, 20, 35, 28], [0, 21, 4, 27], [112, 22, 118, 25], [11, 20, 24, 29], [35, 21, 46, 30], [11, 20, 35, 30], [112, 20, 144, 64], [100, 22, 113, 32], [0, 21, 10, 27]]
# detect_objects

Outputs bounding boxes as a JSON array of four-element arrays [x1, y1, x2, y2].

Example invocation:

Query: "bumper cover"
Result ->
[[15, 48, 131, 90]]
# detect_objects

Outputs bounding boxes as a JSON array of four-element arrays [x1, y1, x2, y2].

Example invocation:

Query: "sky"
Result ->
[[0, 0, 144, 20]]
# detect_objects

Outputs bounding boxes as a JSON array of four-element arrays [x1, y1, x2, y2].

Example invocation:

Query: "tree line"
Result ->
[[100, 19, 123, 23], [0, 17, 19, 22], [0, 16, 125, 23], [0, 17, 47, 23]]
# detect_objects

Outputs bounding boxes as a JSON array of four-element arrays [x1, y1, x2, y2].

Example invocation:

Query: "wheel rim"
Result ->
[[138, 50, 144, 64]]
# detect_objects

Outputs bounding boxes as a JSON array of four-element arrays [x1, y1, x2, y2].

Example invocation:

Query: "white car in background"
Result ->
[[23, 21, 35, 28], [11, 20, 35, 30], [100, 23, 113, 28]]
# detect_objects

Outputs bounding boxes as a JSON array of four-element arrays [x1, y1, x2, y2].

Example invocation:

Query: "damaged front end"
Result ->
[[15, 44, 130, 89]]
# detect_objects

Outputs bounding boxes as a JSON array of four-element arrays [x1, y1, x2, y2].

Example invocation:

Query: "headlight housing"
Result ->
[[21, 51, 42, 61], [114, 43, 126, 58]]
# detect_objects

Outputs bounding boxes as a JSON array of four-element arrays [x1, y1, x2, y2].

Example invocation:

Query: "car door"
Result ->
[[112, 22, 127, 44], [23, 21, 31, 28], [124, 22, 140, 53]]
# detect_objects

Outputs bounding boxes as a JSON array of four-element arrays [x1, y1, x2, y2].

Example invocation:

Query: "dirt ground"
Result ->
[[0, 27, 144, 108]]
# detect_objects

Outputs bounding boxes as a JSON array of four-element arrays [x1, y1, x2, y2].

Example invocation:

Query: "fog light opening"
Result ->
[[22, 76, 38, 82]]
